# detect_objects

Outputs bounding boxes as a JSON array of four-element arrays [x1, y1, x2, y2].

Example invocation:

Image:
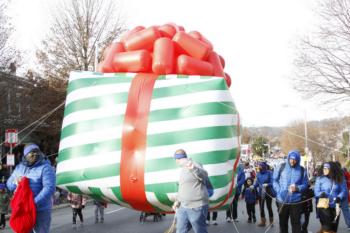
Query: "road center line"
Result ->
[[106, 207, 125, 214]]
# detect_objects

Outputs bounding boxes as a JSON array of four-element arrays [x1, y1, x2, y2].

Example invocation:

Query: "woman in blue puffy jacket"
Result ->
[[314, 162, 346, 233], [7, 143, 56, 233], [255, 162, 274, 227]]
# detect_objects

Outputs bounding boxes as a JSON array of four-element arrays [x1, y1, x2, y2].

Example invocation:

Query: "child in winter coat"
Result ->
[[0, 184, 10, 229], [67, 192, 87, 228], [242, 177, 258, 223], [93, 200, 107, 224]]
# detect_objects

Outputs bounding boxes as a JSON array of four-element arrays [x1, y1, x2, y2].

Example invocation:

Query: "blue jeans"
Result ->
[[176, 204, 208, 233], [32, 209, 52, 233], [341, 199, 350, 228]]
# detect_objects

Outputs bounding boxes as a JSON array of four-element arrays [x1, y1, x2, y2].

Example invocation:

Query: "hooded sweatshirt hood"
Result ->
[[287, 150, 301, 167]]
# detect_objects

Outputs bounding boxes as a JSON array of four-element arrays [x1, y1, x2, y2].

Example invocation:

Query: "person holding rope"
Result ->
[[314, 162, 346, 233], [172, 149, 209, 233], [273, 150, 308, 233], [255, 161, 274, 227], [226, 163, 245, 222]]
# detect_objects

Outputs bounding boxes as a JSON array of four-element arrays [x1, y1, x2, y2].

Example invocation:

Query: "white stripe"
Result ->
[[144, 160, 235, 185], [56, 137, 238, 174], [59, 176, 120, 188], [59, 114, 236, 151], [56, 151, 121, 174], [66, 77, 218, 105], [62, 103, 127, 129], [62, 90, 232, 129], [146, 192, 173, 212], [68, 71, 136, 82]]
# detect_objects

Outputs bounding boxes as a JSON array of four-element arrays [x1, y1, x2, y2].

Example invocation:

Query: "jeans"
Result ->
[[32, 209, 52, 233], [176, 204, 208, 233], [341, 198, 350, 227], [95, 205, 105, 221]]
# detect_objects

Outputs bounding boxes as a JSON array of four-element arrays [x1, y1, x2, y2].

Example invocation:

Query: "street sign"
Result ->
[[5, 129, 18, 147], [6, 153, 15, 166]]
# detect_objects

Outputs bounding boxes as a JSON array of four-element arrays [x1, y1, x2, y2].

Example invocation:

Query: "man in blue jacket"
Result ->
[[273, 150, 308, 233], [7, 143, 56, 233]]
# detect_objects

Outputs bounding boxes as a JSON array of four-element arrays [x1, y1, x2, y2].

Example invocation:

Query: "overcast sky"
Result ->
[[9, 0, 350, 127]]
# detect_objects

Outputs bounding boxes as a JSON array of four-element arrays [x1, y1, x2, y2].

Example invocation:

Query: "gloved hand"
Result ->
[[335, 197, 341, 204], [320, 192, 327, 198], [263, 183, 268, 188], [249, 185, 254, 190], [82, 205, 85, 209]]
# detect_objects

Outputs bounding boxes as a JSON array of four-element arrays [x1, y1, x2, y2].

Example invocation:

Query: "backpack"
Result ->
[[205, 177, 214, 197]]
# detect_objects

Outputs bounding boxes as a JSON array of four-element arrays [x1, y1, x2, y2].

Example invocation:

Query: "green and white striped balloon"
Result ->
[[56, 71, 240, 212]]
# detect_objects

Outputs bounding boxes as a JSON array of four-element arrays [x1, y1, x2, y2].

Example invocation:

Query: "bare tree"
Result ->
[[37, 0, 126, 81], [293, 0, 350, 104], [0, 1, 20, 72]]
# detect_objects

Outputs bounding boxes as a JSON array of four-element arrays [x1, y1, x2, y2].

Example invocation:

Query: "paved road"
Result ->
[[2, 200, 349, 233]]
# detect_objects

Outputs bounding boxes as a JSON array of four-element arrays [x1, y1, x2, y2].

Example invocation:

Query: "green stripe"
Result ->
[[111, 187, 126, 203], [56, 163, 120, 185], [145, 173, 233, 193], [153, 192, 174, 207], [149, 102, 236, 122], [64, 78, 227, 117], [68, 77, 133, 94], [88, 187, 106, 202], [60, 102, 235, 140], [145, 149, 237, 172], [66, 186, 83, 194], [58, 126, 236, 162], [64, 92, 129, 116], [58, 138, 120, 162], [147, 126, 236, 146], [61, 115, 124, 140]]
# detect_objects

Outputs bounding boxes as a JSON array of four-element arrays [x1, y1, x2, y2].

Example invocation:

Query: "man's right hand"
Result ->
[[172, 201, 179, 211]]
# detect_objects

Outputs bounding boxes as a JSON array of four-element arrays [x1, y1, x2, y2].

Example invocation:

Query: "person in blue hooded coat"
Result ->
[[7, 143, 56, 233], [255, 161, 274, 227], [273, 150, 308, 233], [314, 162, 346, 233], [226, 164, 245, 222]]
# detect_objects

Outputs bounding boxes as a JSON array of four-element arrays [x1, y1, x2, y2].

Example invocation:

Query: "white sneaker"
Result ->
[[212, 220, 218, 225], [226, 217, 232, 222], [233, 219, 239, 222], [206, 220, 210, 225]]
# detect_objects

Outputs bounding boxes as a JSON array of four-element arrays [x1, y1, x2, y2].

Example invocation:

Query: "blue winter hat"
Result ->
[[174, 150, 187, 160], [24, 144, 40, 157], [0, 183, 6, 190], [323, 163, 331, 169]]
